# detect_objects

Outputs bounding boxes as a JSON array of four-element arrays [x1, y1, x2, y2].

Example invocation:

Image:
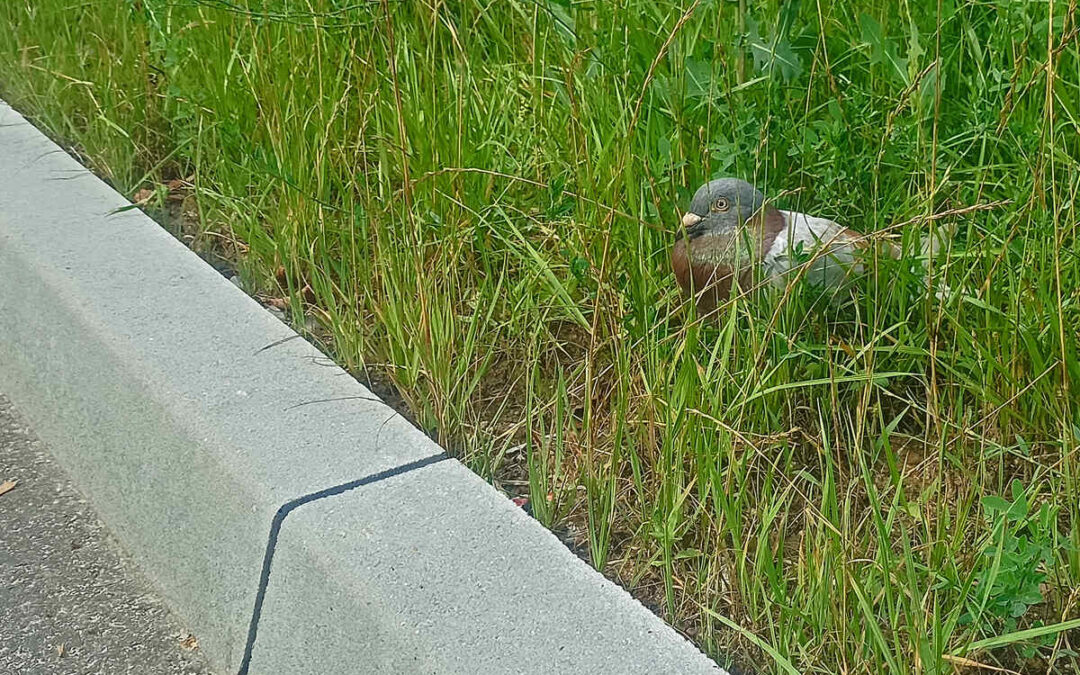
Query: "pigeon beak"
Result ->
[[681, 212, 703, 228], [681, 212, 706, 239]]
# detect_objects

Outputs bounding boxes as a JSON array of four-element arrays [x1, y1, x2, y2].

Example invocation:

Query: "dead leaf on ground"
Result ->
[[0, 479, 16, 497], [179, 634, 199, 650]]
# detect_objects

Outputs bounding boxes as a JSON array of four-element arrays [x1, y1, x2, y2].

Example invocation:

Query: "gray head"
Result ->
[[681, 178, 766, 240]]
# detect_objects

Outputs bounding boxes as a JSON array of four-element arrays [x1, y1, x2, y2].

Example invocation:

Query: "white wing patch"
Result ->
[[764, 210, 862, 288]]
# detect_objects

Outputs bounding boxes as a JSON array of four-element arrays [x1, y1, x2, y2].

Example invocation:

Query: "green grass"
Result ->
[[2, 0, 1079, 671]]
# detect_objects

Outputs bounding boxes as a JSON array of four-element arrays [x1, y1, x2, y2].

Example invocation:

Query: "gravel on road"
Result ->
[[0, 394, 216, 675]]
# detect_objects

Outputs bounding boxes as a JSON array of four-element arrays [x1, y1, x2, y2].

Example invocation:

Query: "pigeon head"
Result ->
[[680, 178, 765, 240]]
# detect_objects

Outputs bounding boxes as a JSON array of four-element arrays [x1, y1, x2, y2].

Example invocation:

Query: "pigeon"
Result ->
[[671, 178, 950, 313]]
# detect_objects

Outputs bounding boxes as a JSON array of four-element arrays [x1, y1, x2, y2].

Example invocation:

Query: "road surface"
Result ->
[[0, 394, 215, 675]]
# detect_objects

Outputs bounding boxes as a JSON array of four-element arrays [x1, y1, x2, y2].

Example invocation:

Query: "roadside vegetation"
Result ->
[[2, 0, 1078, 671]]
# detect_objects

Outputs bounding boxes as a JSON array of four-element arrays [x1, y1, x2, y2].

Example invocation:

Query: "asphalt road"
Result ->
[[0, 394, 215, 675]]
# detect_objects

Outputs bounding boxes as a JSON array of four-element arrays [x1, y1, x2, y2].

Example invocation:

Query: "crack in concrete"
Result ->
[[237, 452, 449, 675]]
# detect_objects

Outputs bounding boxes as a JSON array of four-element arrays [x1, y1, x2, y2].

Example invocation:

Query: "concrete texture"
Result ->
[[0, 98, 724, 674], [0, 394, 215, 675]]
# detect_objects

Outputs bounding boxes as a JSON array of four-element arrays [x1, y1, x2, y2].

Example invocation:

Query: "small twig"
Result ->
[[285, 395, 385, 411], [254, 334, 302, 355], [412, 166, 668, 232], [874, 60, 939, 169], [628, 0, 702, 140], [941, 654, 1021, 675], [877, 199, 1011, 237]]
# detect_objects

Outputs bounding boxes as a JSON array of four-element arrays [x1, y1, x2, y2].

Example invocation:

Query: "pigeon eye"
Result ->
[[711, 197, 730, 212]]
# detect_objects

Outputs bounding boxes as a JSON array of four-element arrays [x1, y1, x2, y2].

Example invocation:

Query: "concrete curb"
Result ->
[[0, 99, 725, 674]]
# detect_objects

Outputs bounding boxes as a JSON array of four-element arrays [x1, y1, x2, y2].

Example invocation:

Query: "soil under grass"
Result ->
[[3, 1, 1079, 672]]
